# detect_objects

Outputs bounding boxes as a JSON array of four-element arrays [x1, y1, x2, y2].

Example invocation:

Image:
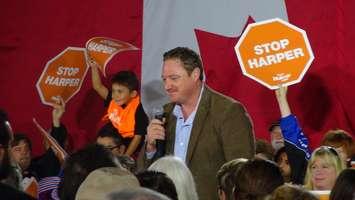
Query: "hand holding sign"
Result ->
[[52, 96, 65, 127], [235, 18, 314, 90], [86, 37, 138, 77], [32, 118, 67, 164], [37, 37, 138, 106]]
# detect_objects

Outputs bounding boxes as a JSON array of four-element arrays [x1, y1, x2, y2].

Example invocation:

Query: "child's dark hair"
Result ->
[[136, 170, 178, 200], [97, 123, 124, 147], [11, 133, 32, 151], [111, 71, 139, 92]]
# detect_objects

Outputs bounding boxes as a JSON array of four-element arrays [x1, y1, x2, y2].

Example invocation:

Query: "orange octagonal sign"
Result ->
[[36, 47, 88, 105], [235, 18, 314, 89]]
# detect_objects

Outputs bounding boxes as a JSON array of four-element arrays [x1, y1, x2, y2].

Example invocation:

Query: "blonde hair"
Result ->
[[304, 146, 345, 190]]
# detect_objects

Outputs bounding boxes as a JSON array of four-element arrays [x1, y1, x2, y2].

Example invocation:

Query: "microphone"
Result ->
[[152, 107, 166, 159]]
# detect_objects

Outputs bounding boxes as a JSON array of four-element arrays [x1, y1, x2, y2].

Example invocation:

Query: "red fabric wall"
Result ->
[[0, 0, 143, 155], [200, 0, 355, 149], [1, 0, 354, 155]]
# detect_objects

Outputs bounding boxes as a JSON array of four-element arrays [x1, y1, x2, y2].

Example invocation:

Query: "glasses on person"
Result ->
[[320, 146, 339, 157]]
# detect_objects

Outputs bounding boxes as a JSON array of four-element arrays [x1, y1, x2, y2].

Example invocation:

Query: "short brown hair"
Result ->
[[163, 47, 204, 81], [234, 159, 284, 200], [216, 158, 247, 200], [321, 129, 354, 158], [270, 184, 318, 200]]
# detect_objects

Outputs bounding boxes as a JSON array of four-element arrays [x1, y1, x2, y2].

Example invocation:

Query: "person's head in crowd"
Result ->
[[10, 133, 32, 171], [321, 129, 354, 165], [75, 167, 140, 200], [268, 121, 284, 151], [0, 109, 10, 140], [0, 143, 11, 181], [136, 170, 178, 200], [162, 47, 204, 104], [329, 168, 355, 200], [255, 139, 274, 160], [110, 70, 139, 106], [270, 184, 318, 200], [216, 158, 248, 200], [0, 109, 11, 180], [274, 147, 291, 183], [0, 108, 19, 188], [97, 123, 126, 157], [304, 146, 345, 191], [107, 187, 171, 200], [58, 144, 120, 200], [234, 159, 284, 200], [148, 156, 198, 200]]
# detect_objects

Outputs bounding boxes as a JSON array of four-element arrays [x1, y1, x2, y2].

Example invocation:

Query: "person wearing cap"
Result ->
[[268, 121, 284, 152]]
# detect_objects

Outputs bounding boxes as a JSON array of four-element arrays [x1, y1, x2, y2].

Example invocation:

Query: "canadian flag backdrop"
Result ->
[[0, 0, 354, 155]]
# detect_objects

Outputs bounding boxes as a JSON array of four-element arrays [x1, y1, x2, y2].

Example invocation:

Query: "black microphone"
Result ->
[[152, 107, 166, 159]]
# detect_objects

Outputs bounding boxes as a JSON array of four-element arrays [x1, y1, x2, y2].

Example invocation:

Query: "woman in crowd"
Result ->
[[304, 146, 345, 191]]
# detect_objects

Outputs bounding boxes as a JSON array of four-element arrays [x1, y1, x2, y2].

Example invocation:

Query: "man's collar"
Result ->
[[173, 84, 205, 120]]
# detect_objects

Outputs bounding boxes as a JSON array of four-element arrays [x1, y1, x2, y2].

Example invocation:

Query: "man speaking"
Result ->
[[144, 47, 255, 200]]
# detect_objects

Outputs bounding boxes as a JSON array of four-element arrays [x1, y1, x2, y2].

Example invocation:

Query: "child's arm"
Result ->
[[88, 58, 109, 100], [125, 135, 142, 156]]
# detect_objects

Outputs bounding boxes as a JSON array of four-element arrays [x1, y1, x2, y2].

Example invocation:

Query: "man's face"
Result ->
[[270, 126, 284, 151], [96, 136, 125, 157], [111, 83, 136, 106], [10, 140, 31, 170], [162, 59, 199, 104]]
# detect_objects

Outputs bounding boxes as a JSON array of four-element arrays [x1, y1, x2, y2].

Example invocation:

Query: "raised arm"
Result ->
[[52, 96, 65, 128], [274, 86, 311, 184], [275, 85, 291, 118], [88, 57, 109, 100]]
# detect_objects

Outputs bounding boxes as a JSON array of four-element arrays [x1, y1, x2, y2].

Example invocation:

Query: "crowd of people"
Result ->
[[1, 47, 355, 200]]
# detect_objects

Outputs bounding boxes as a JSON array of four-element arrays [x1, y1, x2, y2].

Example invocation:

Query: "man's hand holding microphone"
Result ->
[[146, 107, 166, 158]]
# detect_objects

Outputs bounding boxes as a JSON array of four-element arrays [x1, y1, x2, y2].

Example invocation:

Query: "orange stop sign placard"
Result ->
[[235, 18, 314, 89], [36, 47, 88, 106]]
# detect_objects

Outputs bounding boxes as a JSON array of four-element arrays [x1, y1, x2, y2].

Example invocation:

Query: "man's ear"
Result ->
[[192, 68, 201, 81], [130, 90, 138, 98]]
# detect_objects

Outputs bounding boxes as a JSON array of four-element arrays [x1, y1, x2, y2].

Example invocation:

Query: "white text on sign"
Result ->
[[248, 39, 305, 69], [87, 42, 117, 54], [45, 66, 80, 87]]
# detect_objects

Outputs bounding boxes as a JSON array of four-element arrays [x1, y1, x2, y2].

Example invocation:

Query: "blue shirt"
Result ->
[[146, 86, 204, 161], [172, 86, 204, 161], [280, 114, 311, 159]]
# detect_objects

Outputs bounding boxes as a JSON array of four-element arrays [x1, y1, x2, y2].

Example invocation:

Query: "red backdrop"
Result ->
[[0, 0, 354, 156]]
